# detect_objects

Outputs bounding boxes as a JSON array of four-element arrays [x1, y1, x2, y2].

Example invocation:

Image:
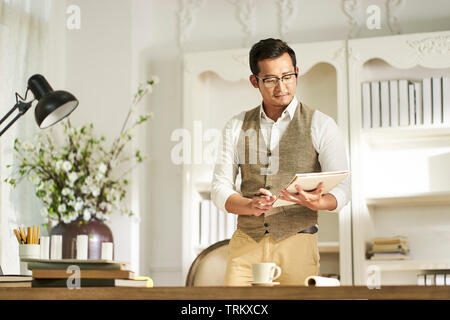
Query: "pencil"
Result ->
[[13, 229, 22, 244], [36, 226, 40, 245], [27, 227, 31, 244], [19, 227, 26, 244], [32, 226, 36, 244]]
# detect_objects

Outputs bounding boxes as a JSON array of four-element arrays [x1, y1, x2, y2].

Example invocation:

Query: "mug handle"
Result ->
[[271, 265, 282, 281]]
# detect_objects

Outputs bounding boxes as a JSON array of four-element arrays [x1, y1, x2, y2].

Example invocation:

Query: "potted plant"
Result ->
[[5, 77, 158, 259]]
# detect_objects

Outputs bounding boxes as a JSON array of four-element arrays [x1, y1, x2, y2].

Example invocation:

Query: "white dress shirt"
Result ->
[[211, 96, 351, 214]]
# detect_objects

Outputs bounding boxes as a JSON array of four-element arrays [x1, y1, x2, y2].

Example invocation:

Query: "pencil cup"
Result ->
[[19, 244, 40, 275], [76, 235, 88, 260], [101, 242, 113, 260], [50, 235, 62, 260], [40, 236, 50, 259]]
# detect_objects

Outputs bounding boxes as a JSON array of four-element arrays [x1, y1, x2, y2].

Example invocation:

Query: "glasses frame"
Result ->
[[254, 72, 298, 88]]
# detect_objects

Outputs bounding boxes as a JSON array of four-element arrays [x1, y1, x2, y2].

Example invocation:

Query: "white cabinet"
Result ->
[[182, 40, 352, 284], [181, 29, 450, 286], [348, 30, 450, 285]]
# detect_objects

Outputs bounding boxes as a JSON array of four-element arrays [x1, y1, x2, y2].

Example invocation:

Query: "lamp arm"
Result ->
[[0, 89, 33, 137]]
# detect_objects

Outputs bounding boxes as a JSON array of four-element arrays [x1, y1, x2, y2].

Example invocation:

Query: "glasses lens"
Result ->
[[262, 73, 297, 88]]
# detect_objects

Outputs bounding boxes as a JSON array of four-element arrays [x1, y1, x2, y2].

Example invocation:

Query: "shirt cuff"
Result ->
[[212, 188, 239, 213], [327, 188, 347, 213]]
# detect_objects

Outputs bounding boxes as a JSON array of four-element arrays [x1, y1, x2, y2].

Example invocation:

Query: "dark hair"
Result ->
[[249, 38, 296, 76]]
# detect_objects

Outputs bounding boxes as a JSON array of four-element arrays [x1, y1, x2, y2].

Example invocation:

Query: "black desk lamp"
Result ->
[[0, 74, 78, 136]]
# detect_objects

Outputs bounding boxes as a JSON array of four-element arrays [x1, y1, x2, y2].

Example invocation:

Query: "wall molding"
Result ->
[[386, 0, 405, 35], [227, 0, 256, 47], [178, 0, 207, 49], [276, 0, 299, 40], [341, 0, 363, 39]]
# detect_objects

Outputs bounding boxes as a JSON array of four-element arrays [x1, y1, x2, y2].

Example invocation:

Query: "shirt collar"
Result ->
[[260, 96, 298, 121]]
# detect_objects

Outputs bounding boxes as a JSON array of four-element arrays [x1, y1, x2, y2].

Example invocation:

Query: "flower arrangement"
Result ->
[[5, 77, 159, 227]]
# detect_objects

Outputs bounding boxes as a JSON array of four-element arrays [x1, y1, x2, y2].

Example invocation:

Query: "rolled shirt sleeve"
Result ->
[[311, 111, 351, 213], [211, 113, 243, 213]]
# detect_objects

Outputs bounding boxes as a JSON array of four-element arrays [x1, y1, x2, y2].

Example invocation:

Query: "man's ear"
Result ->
[[296, 66, 299, 76], [249, 75, 259, 88]]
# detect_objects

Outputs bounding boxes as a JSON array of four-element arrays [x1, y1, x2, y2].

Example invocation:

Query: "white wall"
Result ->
[[56, 0, 450, 285], [61, 0, 138, 270]]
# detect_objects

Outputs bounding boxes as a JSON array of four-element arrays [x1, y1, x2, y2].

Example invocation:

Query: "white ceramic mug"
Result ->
[[252, 262, 282, 284]]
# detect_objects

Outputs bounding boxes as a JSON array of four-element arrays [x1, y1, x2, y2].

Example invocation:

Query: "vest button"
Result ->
[[267, 151, 272, 156], [264, 223, 269, 227], [265, 185, 271, 190]]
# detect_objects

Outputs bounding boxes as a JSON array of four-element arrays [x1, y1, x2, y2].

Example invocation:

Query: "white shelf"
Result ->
[[365, 191, 450, 207], [365, 259, 450, 271], [361, 126, 450, 146], [318, 241, 340, 253]]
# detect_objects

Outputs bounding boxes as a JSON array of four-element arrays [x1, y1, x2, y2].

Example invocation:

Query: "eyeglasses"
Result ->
[[255, 72, 298, 89]]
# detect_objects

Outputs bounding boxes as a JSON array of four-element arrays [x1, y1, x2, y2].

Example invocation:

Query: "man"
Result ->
[[211, 38, 350, 286]]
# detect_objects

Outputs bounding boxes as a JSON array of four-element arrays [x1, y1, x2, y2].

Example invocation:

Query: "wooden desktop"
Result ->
[[0, 286, 449, 300]]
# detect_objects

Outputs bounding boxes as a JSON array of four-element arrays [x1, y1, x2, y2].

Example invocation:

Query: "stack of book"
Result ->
[[21, 258, 153, 288], [0, 275, 32, 287], [369, 236, 411, 261], [361, 76, 450, 129]]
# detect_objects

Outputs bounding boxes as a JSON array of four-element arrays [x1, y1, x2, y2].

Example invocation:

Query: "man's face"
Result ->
[[250, 52, 299, 109]]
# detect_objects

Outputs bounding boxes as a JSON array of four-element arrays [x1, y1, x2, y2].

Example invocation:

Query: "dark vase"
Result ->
[[49, 218, 114, 260]]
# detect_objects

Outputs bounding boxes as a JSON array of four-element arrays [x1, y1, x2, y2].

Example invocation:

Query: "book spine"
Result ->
[[408, 83, 416, 126], [398, 80, 409, 126], [442, 77, 450, 124], [200, 199, 210, 246], [32, 278, 116, 287], [389, 80, 399, 127], [414, 82, 423, 125], [432, 77, 442, 125], [423, 78, 432, 125], [209, 201, 218, 244], [362, 82, 372, 128], [371, 81, 381, 128], [380, 80, 390, 127]]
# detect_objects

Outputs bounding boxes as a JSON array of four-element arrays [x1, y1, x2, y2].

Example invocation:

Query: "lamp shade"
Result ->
[[28, 74, 78, 129]]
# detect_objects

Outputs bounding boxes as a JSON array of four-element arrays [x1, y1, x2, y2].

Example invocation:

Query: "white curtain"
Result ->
[[0, 0, 52, 274]]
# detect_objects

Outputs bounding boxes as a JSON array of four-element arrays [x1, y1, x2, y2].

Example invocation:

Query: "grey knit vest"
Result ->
[[236, 101, 321, 242]]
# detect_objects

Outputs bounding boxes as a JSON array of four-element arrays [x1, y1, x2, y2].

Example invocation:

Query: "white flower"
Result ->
[[23, 141, 33, 151], [68, 212, 78, 222], [83, 209, 92, 221], [58, 204, 67, 213], [62, 188, 72, 196], [56, 160, 64, 171], [68, 172, 78, 183], [62, 161, 72, 172], [74, 201, 83, 212], [151, 75, 160, 84], [62, 215, 72, 224], [81, 184, 91, 194], [85, 176, 95, 187], [127, 127, 135, 138], [98, 163, 107, 175], [95, 172, 104, 182], [91, 186, 100, 197], [40, 207, 48, 217]]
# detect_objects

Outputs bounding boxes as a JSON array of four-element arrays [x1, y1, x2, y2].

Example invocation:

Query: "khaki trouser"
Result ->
[[224, 229, 320, 286]]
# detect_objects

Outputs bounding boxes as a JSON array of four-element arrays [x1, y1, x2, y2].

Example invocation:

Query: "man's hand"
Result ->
[[278, 182, 337, 211], [248, 188, 277, 216]]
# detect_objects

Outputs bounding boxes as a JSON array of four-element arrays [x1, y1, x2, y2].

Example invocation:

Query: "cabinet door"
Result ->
[[348, 31, 450, 285]]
